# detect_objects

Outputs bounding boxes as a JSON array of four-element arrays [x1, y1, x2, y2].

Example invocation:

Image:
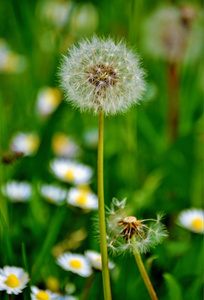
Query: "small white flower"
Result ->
[[51, 133, 80, 158], [2, 181, 32, 202], [85, 250, 115, 271], [10, 132, 40, 156], [177, 208, 204, 234], [39, 184, 67, 205], [67, 186, 98, 210], [0, 38, 27, 73], [0, 266, 29, 294], [36, 87, 62, 116], [50, 159, 93, 185], [59, 36, 145, 115], [31, 286, 59, 300], [57, 253, 92, 277]]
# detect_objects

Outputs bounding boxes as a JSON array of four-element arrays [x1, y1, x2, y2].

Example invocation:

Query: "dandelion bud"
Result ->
[[58, 36, 146, 115]]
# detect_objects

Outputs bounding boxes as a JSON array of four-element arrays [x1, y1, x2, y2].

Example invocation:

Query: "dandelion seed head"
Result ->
[[59, 36, 146, 115]]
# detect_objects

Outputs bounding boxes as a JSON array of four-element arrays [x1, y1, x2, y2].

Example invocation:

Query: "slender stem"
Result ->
[[9, 294, 13, 300], [167, 62, 179, 142], [81, 273, 95, 300], [97, 110, 112, 300], [131, 237, 158, 300]]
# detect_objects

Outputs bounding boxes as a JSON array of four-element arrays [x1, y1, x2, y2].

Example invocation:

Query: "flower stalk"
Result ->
[[97, 109, 112, 300], [131, 236, 158, 300]]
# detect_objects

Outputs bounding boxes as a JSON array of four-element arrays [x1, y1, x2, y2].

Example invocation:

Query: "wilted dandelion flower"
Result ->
[[0, 266, 29, 295], [85, 250, 115, 271], [177, 208, 204, 234], [57, 253, 92, 277], [50, 159, 93, 185], [10, 132, 40, 156], [67, 185, 98, 210], [59, 36, 145, 115], [2, 181, 32, 202], [142, 5, 202, 63], [51, 132, 80, 158], [36, 87, 62, 116], [39, 184, 67, 205], [106, 198, 168, 255], [31, 286, 59, 300]]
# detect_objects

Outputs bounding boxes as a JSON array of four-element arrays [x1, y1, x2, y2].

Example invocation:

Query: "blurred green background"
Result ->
[[0, 0, 203, 299]]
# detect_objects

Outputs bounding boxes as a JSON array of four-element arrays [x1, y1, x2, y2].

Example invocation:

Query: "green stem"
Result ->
[[97, 110, 112, 300], [131, 237, 158, 300], [81, 273, 95, 300]]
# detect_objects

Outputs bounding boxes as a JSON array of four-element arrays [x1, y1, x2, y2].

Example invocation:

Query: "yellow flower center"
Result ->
[[191, 218, 204, 231], [52, 133, 69, 155], [26, 135, 40, 152], [76, 192, 88, 206], [36, 291, 50, 300], [46, 88, 62, 106], [64, 169, 75, 181], [69, 259, 82, 269], [5, 274, 20, 288]]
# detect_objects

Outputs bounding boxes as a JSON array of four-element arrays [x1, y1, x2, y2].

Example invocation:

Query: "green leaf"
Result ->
[[163, 273, 183, 300]]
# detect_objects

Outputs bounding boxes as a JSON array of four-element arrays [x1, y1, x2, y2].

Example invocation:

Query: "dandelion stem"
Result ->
[[97, 109, 112, 300], [131, 237, 158, 300], [81, 273, 95, 300]]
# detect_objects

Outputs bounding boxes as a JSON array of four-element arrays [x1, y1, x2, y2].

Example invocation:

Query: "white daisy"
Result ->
[[177, 208, 204, 234], [2, 181, 32, 202], [67, 186, 98, 210], [31, 286, 59, 300], [50, 159, 93, 185], [51, 133, 80, 158], [40, 184, 67, 205], [0, 266, 29, 295], [10, 132, 40, 156], [36, 87, 62, 116], [57, 253, 92, 277], [85, 250, 115, 271]]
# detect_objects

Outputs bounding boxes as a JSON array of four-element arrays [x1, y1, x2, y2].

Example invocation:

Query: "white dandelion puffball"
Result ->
[[2, 181, 32, 202], [50, 159, 93, 185], [57, 253, 92, 277], [67, 186, 98, 210], [10, 132, 40, 156], [31, 286, 59, 300], [0, 266, 29, 295], [177, 208, 204, 234], [59, 36, 146, 115], [85, 250, 115, 271], [40, 184, 67, 205]]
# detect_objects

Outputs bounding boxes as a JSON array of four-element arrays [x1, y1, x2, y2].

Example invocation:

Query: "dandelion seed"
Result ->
[[106, 198, 168, 255], [59, 36, 145, 115], [2, 181, 32, 202], [31, 286, 59, 300], [57, 253, 92, 277], [0, 266, 29, 295], [177, 208, 204, 234]]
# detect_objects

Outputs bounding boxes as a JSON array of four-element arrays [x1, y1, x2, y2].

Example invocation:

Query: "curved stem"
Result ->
[[97, 110, 112, 300], [81, 273, 95, 300], [131, 237, 158, 300]]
